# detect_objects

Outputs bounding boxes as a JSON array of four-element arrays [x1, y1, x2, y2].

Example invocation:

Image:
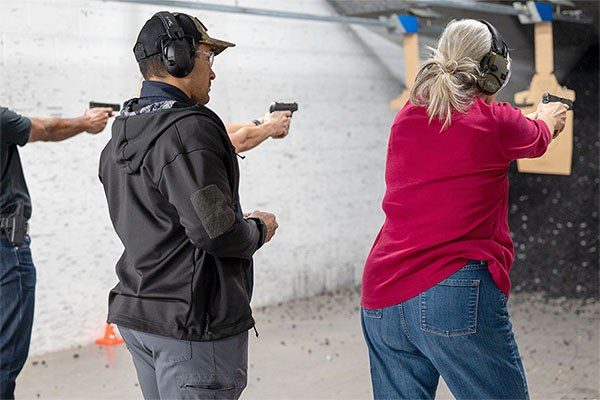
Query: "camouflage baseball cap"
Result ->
[[134, 12, 235, 62]]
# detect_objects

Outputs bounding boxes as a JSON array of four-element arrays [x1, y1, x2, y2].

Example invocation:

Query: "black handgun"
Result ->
[[269, 102, 298, 114], [7, 201, 27, 247], [89, 101, 121, 112], [542, 93, 574, 111], [542, 93, 574, 138]]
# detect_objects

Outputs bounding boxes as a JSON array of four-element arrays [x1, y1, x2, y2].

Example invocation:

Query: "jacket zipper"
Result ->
[[204, 314, 213, 337]]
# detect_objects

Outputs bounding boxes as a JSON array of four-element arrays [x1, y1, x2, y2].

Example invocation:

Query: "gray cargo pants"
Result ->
[[119, 327, 248, 400]]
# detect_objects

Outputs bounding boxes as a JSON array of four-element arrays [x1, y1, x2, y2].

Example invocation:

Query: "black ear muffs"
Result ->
[[155, 11, 196, 78], [477, 20, 510, 95]]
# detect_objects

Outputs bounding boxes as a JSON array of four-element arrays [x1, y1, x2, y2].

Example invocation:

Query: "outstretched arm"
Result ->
[[29, 107, 112, 142], [226, 110, 292, 153]]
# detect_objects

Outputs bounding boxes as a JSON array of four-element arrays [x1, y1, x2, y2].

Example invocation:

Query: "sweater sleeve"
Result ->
[[157, 148, 264, 259], [495, 102, 552, 161]]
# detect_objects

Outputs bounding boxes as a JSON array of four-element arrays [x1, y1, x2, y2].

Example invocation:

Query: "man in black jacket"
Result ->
[[99, 11, 278, 399]]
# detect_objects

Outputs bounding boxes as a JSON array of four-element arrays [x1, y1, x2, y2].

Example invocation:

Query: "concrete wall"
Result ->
[[0, 0, 400, 355]]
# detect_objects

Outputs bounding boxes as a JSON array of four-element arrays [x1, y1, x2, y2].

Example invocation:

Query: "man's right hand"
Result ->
[[83, 107, 112, 134], [262, 111, 292, 139], [246, 211, 278, 243], [536, 101, 569, 136]]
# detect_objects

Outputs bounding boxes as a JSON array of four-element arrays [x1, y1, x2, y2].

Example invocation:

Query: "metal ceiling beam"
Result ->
[[404, 0, 591, 24], [96, 0, 396, 28], [405, 0, 523, 16], [96, 0, 592, 25]]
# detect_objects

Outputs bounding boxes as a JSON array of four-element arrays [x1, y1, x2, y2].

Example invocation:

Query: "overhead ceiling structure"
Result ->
[[99, 0, 593, 28], [99, 0, 596, 62], [98, 0, 597, 86], [325, 0, 598, 79], [326, 0, 592, 23]]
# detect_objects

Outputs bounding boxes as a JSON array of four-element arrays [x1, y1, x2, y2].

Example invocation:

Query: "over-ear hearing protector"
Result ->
[[155, 11, 196, 78], [477, 20, 510, 95]]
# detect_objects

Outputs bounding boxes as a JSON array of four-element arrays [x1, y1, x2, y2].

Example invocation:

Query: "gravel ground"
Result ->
[[16, 288, 599, 399]]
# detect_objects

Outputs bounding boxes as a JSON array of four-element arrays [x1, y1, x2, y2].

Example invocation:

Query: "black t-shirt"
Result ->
[[0, 107, 32, 219]]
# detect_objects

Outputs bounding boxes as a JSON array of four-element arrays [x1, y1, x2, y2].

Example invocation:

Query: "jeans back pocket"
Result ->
[[419, 279, 480, 337]]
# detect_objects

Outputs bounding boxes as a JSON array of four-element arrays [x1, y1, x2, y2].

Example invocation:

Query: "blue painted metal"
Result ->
[[535, 1, 555, 22], [399, 15, 419, 33]]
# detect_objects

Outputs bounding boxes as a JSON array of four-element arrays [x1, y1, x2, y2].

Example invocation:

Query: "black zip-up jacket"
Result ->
[[99, 86, 265, 341]]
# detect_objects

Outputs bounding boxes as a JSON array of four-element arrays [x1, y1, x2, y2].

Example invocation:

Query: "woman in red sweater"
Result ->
[[361, 19, 568, 400]]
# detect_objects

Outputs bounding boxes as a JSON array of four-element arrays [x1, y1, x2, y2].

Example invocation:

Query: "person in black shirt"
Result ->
[[0, 106, 111, 399]]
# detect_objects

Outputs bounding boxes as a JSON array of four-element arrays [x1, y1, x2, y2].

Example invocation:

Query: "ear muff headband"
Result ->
[[479, 19, 508, 58], [477, 19, 510, 95], [155, 11, 196, 78]]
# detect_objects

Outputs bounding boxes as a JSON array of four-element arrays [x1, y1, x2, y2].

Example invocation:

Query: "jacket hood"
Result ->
[[111, 99, 184, 174]]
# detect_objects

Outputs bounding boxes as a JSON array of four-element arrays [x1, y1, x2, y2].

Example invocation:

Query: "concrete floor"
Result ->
[[16, 288, 599, 399]]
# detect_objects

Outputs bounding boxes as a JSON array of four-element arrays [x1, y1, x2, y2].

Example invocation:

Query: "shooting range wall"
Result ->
[[506, 44, 599, 298], [0, 0, 397, 355], [0, 0, 597, 356]]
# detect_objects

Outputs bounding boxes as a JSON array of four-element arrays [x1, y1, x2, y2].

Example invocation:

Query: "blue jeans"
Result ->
[[361, 261, 529, 400], [0, 234, 35, 400]]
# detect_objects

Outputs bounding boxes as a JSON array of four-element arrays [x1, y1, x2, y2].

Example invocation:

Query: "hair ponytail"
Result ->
[[409, 20, 492, 131]]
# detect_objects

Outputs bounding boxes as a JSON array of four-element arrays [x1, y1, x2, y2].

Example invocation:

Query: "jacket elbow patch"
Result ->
[[190, 184, 235, 239]]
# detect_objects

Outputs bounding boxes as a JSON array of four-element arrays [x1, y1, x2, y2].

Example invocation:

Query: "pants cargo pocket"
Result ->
[[177, 375, 237, 400]]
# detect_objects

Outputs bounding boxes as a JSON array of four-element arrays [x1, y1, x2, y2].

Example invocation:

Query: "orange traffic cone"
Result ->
[[96, 324, 124, 346]]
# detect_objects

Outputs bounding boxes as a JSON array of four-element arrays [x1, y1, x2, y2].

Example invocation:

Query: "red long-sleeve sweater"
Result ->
[[361, 98, 551, 309]]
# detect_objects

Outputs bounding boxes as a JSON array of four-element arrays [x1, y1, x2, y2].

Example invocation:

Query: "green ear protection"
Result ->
[[477, 20, 510, 95]]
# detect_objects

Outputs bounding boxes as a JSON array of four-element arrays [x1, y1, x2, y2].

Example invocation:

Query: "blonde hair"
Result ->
[[410, 19, 492, 131]]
